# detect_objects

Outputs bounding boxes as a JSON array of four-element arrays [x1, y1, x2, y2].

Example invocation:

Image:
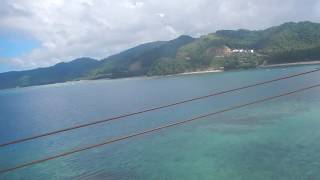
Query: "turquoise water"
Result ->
[[1, 65, 320, 179]]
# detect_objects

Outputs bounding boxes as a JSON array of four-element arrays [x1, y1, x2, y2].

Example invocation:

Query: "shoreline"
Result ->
[[179, 69, 223, 75], [1, 61, 319, 91], [259, 61, 320, 68], [149, 69, 223, 79]]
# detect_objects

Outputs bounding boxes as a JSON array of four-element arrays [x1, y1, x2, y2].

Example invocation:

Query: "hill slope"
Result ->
[[0, 58, 101, 89], [91, 35, 195, 78], [148, 21, 320, 75]]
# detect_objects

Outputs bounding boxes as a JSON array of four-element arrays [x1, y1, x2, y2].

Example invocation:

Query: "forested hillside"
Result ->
[[149, 21, 320, 75]]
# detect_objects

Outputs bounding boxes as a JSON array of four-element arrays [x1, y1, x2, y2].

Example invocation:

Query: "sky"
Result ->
[[0, 0, 320, 73]]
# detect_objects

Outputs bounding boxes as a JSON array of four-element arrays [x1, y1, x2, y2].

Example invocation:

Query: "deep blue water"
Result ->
[[1, 65, 320, 180]]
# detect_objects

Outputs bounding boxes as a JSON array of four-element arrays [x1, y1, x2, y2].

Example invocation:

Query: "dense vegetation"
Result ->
[[148, 22, 320, 75], [90, 35, 195, 78], [1, 21, 320, 89]]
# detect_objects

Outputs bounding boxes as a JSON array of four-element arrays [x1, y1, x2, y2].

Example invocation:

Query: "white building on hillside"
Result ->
[[232, 49, 254, 53]]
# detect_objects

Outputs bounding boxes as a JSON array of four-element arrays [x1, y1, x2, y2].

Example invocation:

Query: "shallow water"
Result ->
[[1, 65, 320, 180]]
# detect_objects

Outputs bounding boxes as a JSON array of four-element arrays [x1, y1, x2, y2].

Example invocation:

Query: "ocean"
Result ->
[[1, 65, 320, 180]]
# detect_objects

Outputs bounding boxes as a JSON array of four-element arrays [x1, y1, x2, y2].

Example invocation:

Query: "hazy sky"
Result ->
[[0, 0, 320, 72]]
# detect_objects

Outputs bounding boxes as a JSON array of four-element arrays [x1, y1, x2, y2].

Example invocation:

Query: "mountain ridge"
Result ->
[[1, 21, 320, 89]]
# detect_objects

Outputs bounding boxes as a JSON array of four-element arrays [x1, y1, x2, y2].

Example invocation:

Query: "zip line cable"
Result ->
[[0, 69, 319, 148], [1, 83, 319, 174]]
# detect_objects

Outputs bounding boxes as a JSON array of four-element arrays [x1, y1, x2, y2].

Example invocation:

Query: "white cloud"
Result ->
[[124, 1, 144, 9], [156, 13, 165, 18], [0, 0, 320, 70]]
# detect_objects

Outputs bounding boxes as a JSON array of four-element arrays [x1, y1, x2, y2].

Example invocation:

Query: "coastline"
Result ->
[[259, 61, 320, 68], [179, 69, 223, 75], [1, 61, 319, 91], [150, 69, 223, 79]]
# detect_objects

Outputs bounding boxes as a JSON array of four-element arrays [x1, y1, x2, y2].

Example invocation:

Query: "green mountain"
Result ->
[[90, 35, 195, 78], [148, 21, 320, 75], [0, 35, 194, 89], [0, 58, 100, 89], [1, 21, 320, 89]]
